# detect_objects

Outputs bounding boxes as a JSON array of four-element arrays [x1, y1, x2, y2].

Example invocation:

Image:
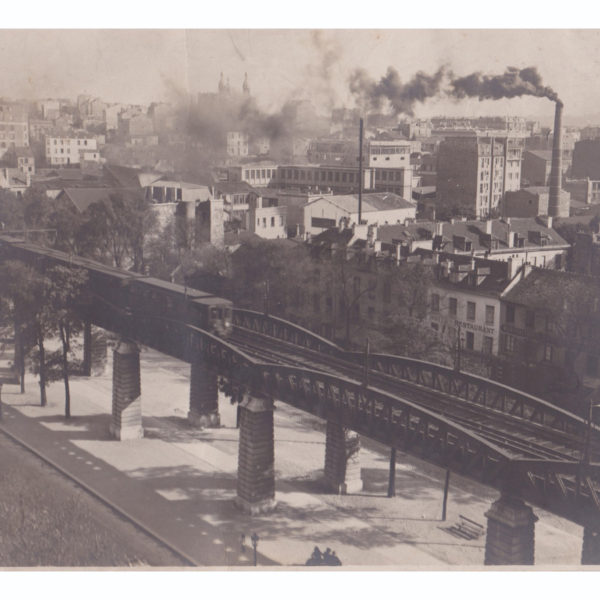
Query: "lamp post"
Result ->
[[454, 322, 464, 372]]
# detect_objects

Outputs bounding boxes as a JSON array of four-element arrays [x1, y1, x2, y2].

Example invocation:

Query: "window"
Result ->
[[525, 310, 535, 329], [368, 306, 375, 320], [506, 304, 515, 323], [467, 301, 476, 321], [504, 334, 515, 353], [485, 305, 495, 325], [483, 336, 493, 354], [431, 293, 440, 313], [449, 297, 457, 316], [431, 322, 439, 331], [466, 331, 474, 350], [544, 344, 553, 362], [270, 217, 275, 227]]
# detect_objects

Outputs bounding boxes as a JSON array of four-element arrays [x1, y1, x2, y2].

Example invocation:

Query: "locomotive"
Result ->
[[0, 235, 233, 338]]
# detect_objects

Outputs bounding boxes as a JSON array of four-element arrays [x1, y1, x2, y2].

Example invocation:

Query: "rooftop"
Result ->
[[57, 187, 142, 213], [376, 217, 569, 253], [525, 150, 553, 161], [313, 192, 415, 214], [504, 268, 600, 310]]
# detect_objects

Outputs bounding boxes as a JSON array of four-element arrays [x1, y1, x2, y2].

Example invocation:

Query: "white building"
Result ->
[[303, 192, 417, 235], [248, 195, 287, 239], [227, 131, 249, 157], [45, 136, 98, 166]]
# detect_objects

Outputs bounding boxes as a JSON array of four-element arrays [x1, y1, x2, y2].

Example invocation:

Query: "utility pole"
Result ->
[[358, 118, 363, 224], [363, 337, 370, 387], [441, 469, 451, 521], [387, 447, 396, 497], [454, 322, 463, 372]]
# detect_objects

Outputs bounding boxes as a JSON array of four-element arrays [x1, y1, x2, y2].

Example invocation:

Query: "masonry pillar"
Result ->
[[188, 358, 220, 428], [83, 322, 107, 376], [235, 394, 276, 515], [581, 526, 600, 565], [323, 420, 363, 494], [109, 339, 143, 441], [484, 493, 538, 565]]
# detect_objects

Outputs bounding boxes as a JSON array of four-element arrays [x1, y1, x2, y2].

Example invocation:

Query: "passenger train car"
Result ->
[[0, 235, 233, 338]]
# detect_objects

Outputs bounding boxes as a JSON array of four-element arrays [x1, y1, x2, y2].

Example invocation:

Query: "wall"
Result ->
[[249, 205, 287, 239], [522, 151, 551, 186]]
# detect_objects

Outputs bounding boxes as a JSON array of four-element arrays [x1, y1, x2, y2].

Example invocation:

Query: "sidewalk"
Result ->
[[0, 346, 584, 568]]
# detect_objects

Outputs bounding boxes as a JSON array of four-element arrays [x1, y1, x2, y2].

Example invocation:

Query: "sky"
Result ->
[[1, 29, 600, 125]]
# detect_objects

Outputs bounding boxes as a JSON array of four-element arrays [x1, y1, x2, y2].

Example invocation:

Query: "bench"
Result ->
[[442, 514, 485, 540]]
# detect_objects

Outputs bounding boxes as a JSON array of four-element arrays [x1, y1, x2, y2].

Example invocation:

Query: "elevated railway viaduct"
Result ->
[[1, 236, 600, 566]]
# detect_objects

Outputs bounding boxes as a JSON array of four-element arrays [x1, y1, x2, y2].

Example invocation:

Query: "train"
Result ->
[[0, 235, 233, 338]]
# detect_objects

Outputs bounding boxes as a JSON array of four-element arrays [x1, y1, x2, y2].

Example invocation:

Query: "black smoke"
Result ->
[[348, 65, 561, 117], [349, 66, 447, 116], [450, 66, 560, 104]]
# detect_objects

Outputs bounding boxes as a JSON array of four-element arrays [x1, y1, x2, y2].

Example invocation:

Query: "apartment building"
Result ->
[[0, 102, 29, 153], [498, 267, 600, 409], [227, 131, 249, 157], [45, 135, 98, 165], [437, 135, 523, 218], [427, 254, 514, 356]]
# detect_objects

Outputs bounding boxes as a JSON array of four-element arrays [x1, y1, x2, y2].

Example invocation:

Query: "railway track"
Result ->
[[231, 329, 584, 463]]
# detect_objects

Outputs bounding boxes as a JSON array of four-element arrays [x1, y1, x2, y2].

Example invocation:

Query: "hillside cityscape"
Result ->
[[1, 30, 600, 571]]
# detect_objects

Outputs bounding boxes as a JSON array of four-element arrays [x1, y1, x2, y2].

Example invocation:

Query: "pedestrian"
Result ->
[[306, 546, 322, 566]]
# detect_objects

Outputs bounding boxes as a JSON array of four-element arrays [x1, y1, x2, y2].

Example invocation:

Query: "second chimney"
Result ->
[[548, 101, 563, 217]]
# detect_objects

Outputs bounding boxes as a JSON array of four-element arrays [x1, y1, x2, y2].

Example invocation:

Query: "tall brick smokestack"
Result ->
[[548, 101, 563, 217]]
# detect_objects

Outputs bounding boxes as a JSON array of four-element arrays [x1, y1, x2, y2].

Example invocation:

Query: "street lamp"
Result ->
[[454, 322, 464, 372]]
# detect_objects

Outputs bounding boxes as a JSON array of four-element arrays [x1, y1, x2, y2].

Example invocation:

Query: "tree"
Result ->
[[0, 261, 88, 414], [0, 189, 25, 231], [43, 266, 88, 419], [0, 261, 48, 403], [230, 238, 312, 315], [77, 191, 158, 270]]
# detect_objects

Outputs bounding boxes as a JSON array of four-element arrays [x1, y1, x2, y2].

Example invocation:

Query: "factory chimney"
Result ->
[[548, 101, 563, 217]]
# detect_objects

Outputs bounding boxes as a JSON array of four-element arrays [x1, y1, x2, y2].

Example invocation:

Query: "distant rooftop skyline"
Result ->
[[1, 30, 599, 125]]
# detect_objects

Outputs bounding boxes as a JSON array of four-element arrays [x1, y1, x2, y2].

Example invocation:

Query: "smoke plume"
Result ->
[[450, 66, 560, 104], [348, 65, 561, 117], [349, 66, 447, 116], [305, 30, 343, 109]]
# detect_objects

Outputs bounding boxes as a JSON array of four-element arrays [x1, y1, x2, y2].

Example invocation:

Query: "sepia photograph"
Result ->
[[0, 17, 599, 584]]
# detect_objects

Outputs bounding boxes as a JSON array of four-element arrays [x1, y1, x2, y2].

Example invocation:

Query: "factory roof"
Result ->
[[309, 192, 415, 214]]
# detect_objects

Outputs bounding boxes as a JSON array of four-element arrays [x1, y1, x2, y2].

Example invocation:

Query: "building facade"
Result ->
[[437, 135, 523, 218], [45, 136, 98, 165]]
